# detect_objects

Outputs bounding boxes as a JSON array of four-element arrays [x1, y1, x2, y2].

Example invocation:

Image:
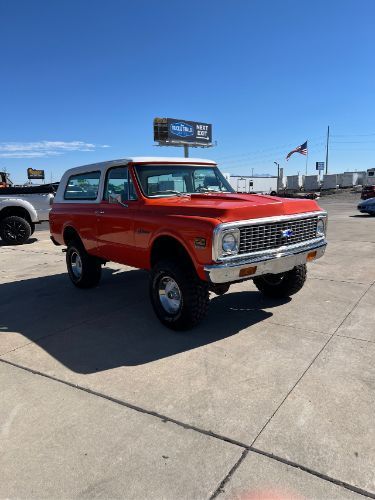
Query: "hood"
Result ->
[[146, 193, 323, 222], [360, 198, 375, 206]]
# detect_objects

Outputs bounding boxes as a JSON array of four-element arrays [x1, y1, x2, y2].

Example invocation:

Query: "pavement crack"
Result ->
[[209, 449, 249, 499], [336, 334, 375, 344], [249, 448, 375, 499], [250, 280, 375, 449], [1, 358, 375, 499]]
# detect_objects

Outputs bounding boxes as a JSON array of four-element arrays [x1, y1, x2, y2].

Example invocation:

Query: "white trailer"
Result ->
[[286, 175, 303, 191], [304, 175, 320, 191], [336, 171, 366, 187], [228, 175, 278, 194], [366, 168, 375, 186], [341, 173, 357, 188], [322, 174, 338, 190]]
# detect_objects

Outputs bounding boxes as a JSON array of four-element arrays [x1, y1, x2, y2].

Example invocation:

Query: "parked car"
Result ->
[[361, 185, 375, 200], [357, 198, 375, 215], [50, 157, 327, 330], [0, 186, 55, 244]]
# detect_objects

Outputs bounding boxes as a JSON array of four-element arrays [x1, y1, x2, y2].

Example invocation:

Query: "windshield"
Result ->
[[134, 164, 234, 197]]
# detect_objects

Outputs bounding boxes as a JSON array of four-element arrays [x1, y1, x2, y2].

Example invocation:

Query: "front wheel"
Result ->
[[150, 260, 209, 331], [253, 264, 307, 298], [66, 241, 102, 288]]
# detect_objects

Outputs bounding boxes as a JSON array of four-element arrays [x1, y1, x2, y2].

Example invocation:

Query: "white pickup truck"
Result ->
[[0, 186, 55, 244]]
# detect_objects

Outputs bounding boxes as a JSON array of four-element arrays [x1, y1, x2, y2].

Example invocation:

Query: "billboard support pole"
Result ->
[[184, 145, 189, 158], [325, 125, 330, 174]]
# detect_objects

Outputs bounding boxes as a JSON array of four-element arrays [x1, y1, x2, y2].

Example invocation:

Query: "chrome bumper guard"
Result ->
[[204, 239, 327, 284]]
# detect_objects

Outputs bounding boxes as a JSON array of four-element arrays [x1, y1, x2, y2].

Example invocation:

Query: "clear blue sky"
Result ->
[[1, 0, 374, 183]]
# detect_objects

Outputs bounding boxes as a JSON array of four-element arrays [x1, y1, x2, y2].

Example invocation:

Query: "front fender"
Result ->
[[150, 224, 214, 281], [0, 198, 39, 223]]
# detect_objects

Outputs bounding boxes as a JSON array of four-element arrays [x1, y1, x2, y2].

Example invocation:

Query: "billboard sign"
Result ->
[[27, 168, 45, 180], [316, 162, 325, 171], [154, 117, 212, 145]]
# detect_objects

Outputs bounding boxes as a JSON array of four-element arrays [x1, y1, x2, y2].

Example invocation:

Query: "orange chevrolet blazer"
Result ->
[[50, 157, 327, 330]]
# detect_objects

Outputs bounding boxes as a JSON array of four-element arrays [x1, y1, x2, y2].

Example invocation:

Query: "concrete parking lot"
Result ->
[[1, 192, 374, 499]]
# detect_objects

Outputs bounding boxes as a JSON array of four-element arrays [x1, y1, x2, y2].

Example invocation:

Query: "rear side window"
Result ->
[[64, 171, 101, 200]]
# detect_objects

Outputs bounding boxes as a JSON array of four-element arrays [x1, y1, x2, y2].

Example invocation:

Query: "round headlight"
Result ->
[[222, 232, 237, 253], [317, 219, 325, 236]]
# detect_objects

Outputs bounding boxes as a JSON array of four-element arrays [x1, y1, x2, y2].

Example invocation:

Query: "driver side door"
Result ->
[[96, 165, 139, 265]]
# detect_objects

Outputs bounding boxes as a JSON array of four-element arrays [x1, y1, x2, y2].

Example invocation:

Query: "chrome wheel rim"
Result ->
[[70, 251, 83, 279], [158, 276, 182, 314]]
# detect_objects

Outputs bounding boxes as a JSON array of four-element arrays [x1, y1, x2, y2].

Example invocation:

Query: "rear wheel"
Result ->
[[66, 240, 102, 288], [150, 260, 209, 330], [253, 264, 307, 298], [0, 216, 31, 245]]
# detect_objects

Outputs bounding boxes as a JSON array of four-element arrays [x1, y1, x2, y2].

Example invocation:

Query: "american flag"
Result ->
[[286, 141, 308, 161]]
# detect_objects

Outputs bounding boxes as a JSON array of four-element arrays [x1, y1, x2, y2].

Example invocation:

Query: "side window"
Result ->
[[104, 166, 138, 202], [64, 171, 101, 200]]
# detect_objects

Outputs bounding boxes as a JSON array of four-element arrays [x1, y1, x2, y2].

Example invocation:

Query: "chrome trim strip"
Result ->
[[212, 211, 327, 262]]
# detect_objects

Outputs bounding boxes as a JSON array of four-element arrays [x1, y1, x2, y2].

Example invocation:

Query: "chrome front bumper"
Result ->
[[204, 239, 327, 284]]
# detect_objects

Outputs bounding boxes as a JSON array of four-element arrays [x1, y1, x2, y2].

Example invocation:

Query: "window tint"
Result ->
[[104, 166, 138, 202], [64, 171, 101, 200]]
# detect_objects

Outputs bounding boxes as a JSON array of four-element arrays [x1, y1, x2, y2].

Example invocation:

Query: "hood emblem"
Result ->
[[281, 229, 294, 238]]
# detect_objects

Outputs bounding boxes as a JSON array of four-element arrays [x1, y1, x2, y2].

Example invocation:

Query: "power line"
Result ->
[[215, 136, 325, 161], [331, 133, 375, 137], [331, 140, 375, 144], [216, 141, 325, 167]]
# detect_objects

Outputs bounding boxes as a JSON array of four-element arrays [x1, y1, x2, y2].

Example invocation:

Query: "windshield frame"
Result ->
[[133, 163, 235, 198]]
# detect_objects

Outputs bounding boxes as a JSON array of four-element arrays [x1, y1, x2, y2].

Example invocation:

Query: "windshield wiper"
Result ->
[[152, 190, 189, 197]]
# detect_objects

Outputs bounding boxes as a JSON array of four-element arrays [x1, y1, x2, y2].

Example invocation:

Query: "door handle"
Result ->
[[95, 210, 105, 215]]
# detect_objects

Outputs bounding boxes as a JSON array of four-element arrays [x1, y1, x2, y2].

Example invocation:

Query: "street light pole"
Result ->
[[274, 161, 280, 192]]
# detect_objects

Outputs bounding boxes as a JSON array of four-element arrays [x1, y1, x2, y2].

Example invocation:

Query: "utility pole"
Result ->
[[325, 126, 330, 174], [251, 167, 254, 177], [184, 144, 189, 158]]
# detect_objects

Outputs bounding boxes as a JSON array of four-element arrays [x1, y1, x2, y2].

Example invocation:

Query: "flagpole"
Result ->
[[305, 144, 308, 176]]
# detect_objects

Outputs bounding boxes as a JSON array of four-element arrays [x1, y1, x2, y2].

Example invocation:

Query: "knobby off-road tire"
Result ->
[[66, 240, 102, 288], [0, 216, 31, 245], [150, 259, 209, 331], [253, 264, 307, 298]]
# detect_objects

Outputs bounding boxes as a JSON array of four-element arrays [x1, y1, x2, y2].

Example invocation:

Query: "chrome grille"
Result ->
[[239, 217, 318, 254]]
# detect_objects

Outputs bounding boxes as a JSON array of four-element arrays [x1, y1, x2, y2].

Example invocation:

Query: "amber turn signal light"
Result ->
[[239, 266, 257, 277], [307, 251, 317, 262]]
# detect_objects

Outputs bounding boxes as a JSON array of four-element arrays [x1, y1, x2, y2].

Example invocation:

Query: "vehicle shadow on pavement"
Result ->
[[349, 214, 375, 218], [0, 269, 288, 372], [0, 238, 38, 247]]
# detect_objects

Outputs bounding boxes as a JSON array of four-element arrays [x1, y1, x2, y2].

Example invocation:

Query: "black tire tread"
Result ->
[[253, 264, 307, 298], [66, 239, 101, 288], [150, 259, 209, 331], [0, 215, 31, 245]]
